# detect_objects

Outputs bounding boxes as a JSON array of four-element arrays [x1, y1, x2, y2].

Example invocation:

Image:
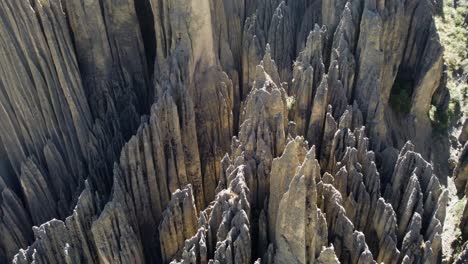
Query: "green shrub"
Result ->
[[429, 103, 456, 135], [389, 79, 413, 115]]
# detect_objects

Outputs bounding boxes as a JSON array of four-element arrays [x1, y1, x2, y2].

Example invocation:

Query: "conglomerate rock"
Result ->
[[0, 0, 458, 263]]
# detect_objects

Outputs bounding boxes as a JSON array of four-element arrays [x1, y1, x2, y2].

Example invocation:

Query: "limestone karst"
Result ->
[[0, 0, 466, 263]]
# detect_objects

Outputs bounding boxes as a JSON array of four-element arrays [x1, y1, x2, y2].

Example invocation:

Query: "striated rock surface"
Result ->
[[454, 142, 468, 196], [0, 0, 460, 263], [159, 185, 198, 262], [273, 145, 323, 264]]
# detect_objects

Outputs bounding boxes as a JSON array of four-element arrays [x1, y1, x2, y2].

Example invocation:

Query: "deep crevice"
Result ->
[[134, 0, 156, 77], [389, 71, 415, 116]]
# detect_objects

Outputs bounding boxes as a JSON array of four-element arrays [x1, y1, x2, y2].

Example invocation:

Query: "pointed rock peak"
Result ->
[[306, 144, 317, 161], [323, 172, 335, 184], [253, 65, 276, 91], [261, 44, 282, 86], [274, 1, 288, 15], [400, 141, 415, 156], [342, 2, 353, 19], [159, 184, 198, 262], [317, 245, 340, 263], [332, 2, 357, 46], [298, 25, 327, 65], [339, 109, 352, 129], [278, 136, 307, 160], [264, 44, 273, 62], [312, 24, 327, 40], [314, 75, 330, 102], [327, 104, 333, 115]]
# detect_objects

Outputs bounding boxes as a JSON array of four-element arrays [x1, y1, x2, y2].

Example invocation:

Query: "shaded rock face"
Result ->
[[457, 142, 468, 240], [0, 0, 456, 263]]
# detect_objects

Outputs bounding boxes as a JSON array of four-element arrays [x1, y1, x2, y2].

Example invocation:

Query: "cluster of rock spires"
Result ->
[[0, 0, 462, 263]]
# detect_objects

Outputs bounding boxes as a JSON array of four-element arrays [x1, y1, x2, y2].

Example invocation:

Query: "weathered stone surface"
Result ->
[[0, 0, 94, 260], [91, 202, 145, 264], [0, 0, 456, 263], [453, 243, 468, 264], [274, 146, 321, 264], [0, 182, 32, 262], [290, 26, 326, 136], [317, 246, 340, 264], [461, 200, 468, 240], [267, 2, 294, 82], [159, 185, 198, 262], [193, 67, 235, 207], [11, 91, 210, 263], [267, 137, 307, 242], [306, 75, 329, 150], [454, 142, 468, 196], [63, 0, 151, 132], [460, 119, 468, 145]]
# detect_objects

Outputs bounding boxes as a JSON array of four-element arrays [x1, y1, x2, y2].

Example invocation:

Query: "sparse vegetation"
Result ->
[[432, 3, 468, 260], [429, 102, 456, 135], [389, 78, 413, 115], [434, 1, 468, 129], [436, 3, 467, 74], [449, 198, 467, 256]]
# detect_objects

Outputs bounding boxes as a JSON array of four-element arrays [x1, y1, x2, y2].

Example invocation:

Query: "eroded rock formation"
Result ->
[[0, 0, 459, 263]]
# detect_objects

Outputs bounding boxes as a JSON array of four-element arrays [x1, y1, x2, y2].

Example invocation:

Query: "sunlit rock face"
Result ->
[[0, 0, 457, 263]]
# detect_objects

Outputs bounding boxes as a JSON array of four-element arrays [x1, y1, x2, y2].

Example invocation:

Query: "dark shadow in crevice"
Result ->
[[389, 71, 415, 116], [134, 0, 156, 77]]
